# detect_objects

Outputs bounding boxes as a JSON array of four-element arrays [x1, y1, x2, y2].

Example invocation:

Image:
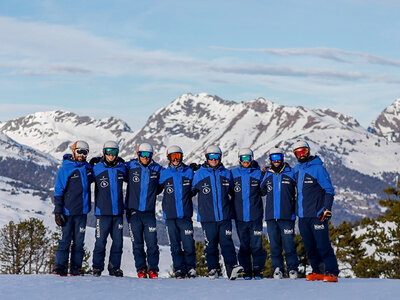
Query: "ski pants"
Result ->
[[55, 214, 87, 270], [92, 215, 123, 271], [298, 217, 339, 276], [266, 219, 299, 272], [201, 220, 238, 271], [127, 210, 159, 272], [166, 218, 196, 274], [236, 219, 266, 273]]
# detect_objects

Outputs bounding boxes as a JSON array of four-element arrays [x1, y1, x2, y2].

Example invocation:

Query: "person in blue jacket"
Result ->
[[231, 148, 266, 280], [91, 141, 127, 277], [261, 147, 299, 280], [52, 140, 93, 276], [292, 140, 339, 282], [159, 145, 196, 279], [192, 145, 243, 280], [125, 143, 163, 279]]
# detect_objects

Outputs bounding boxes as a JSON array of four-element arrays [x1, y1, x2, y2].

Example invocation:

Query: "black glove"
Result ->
[[189, 163, 200, 171], [55, 213, 66, 227], [89, 156, 101, 166], [318, 209, 332, 222], [126, 209, 133, 218], [118, 157, 125, 163]]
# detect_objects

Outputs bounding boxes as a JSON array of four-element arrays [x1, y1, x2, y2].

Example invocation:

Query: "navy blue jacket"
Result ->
[[93, 159, 127, 216], [54, 154, 93, 215], [192, 163, 234, 222], [261, 163, 296, 220], [231, 161, 263, 222], [159, 164, 194, 220], [293, 156, 335, 218], [125, 159, 163, 212]]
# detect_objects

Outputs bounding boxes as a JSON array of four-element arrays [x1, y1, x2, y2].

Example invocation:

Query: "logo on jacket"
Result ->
[[202, 183, 211, 194], [100, 176, 109, 188], [304, 176, 314, 184], [251, 180, 259, 187], [183, 180, 191, 186], [234, 182, 241, 193], [222, 179, 229, 186], [71, 173, 80, 179], [166, 183, 174, 194], [266, 181, 273, 192], [132, 171, 140, 183]]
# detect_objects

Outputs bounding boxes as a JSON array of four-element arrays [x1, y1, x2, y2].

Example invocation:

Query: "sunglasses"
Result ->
[[138, 151, 152, 158], [104, 148, 118, 156], [239, 155, 252, 162], [294, 147, 309, 158], [270, 153, 283, 162], [75, 149, 88, 156], [206, 153, 221, 161], [169, 152, 182, 161]]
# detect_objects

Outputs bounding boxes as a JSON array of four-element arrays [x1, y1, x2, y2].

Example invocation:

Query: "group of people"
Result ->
[[52, 139, 339, 282]]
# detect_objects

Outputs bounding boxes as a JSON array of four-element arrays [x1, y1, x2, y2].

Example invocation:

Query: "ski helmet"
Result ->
[[103, 140, 119, 157], [292, 140, 310, 161], [268, 147, 284, 162], [205, 145, 222, 161], [166, 145, 183, 157], [71, 140, 89, 152], [292, 140, 310, 152], [238, 148, 254, 157], [137, 143, 154, 154]]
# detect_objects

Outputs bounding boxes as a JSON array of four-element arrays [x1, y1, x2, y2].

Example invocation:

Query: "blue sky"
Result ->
[[1, 0, 399, 129]]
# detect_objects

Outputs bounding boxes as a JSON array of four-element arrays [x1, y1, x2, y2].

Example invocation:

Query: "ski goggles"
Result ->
[[168, 152, 182, 161], [294, 147, 309, 158], [138, 151, 152, 158], [269, 153, 283, 162], [75, 149, 88, 156], [104, 148, 118, 156], [239, 155, 252, 162], [206, 153, 221, 161]]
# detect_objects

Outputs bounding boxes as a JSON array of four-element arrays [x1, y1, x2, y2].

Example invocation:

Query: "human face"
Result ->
[[294, 147, 309, 162], [74, 149, 88, 162], [168, 152, 182, 167], [239, 155, 252, 168]]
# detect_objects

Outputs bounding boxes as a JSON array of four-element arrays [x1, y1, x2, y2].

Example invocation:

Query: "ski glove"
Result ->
[[55, 213, 66, 227], [189, 163, 201, 171], [126, 209, 134, 218], [89, 156, 101, 166], [318, 209, 332, 222]]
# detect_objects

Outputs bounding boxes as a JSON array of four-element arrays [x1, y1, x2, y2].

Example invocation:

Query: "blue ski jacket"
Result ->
[[192, 163, 234, 222], [159, 164, 194, 220], [93, 159, 127, 216], [261, 163, 296, 220], [54, 154, 93, 215], [231, 161, 263, 222], [293, 156, 335, 218], [125, 159, 164, 212]]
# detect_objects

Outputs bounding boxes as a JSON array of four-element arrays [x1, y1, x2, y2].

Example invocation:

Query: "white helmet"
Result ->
[[103, 140, 119, 150], [292, 140, 310, 152], [137, 143, 154, 153], [166, 145, 183, 157], [268, 147, 284, 160], [238, 148, 253, 157], [205, 145, 222, 156], [71, 140, 89, 152]]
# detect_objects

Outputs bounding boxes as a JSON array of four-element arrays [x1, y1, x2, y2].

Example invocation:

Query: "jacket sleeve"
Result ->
[[317, 165, 335, 212], [53, 167, 67, 214], [191, 173, 200, 197], [260, 173, 269, 196]]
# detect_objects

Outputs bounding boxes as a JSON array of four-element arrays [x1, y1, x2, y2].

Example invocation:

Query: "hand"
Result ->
[[55, 213, 66, 227], [126, 209, 133, 218], [318, 209, 332, 222], [118, 157, 125, 163], [189, 163, 200, 171], [89, 156, 101, 166]]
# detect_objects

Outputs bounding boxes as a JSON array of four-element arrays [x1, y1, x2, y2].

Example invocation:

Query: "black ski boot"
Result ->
[[52, 266, 68, 277]]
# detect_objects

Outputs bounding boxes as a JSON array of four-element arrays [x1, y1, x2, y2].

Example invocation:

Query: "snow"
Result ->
[[0, 275, 399, 300]]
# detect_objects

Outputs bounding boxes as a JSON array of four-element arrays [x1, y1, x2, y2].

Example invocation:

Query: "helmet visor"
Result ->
[[105, 148, 118, 156], [169, 152, 182, 161], [294, 147, 309, 158], [270, 153, 283, 162], [239, 155, 252, 162], [206, 153, 221, 161], [75, 149, 88, 156], [139, 151, 152, 158]]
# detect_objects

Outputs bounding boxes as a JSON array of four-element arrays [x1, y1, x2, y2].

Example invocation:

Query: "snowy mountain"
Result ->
[[368, 98, 400, 143], [0, 110, 135, 159]]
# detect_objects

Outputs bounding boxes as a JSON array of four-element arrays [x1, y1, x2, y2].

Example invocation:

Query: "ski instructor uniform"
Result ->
[[293, 140, 339, 282]]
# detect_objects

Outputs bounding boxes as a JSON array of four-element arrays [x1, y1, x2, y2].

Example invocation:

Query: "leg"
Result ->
[[311, 218, 339, 276], [143, 212, 159, 272], [298, 218, 322, 273], [109, 215, 124, 270], [178, 218, 196, 272], [201, 222, 220, 271], [218, 220, 237, 268], [235, 220, 252, 274], [266, 220, 284, 271], [128, 212, 147, 271], [70, 215, 87, 268], [54, 215, 74, 270], [92, 216, 112, 271], [166, 219, 185, 272], [279, 220, 299, 272], [249, 219, 267, 272]]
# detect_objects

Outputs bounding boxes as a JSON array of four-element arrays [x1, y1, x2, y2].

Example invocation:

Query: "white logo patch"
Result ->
[[234, 183, 241, 193], [100, 176, 109, 188], [184, 229, 193, 236], [166, 183, 174, 194], [133, 176, 140, 182], [314, 224, 325, 230], [148, 227, 157, 233], [225, 230, 232, 236], [253, 231, 263, 236], [267, 184, 273, 192], [79, 227, 86, 233], [284, 229, 294, 235], [202, 183, 211, 194], [118, 224, 123, 230]]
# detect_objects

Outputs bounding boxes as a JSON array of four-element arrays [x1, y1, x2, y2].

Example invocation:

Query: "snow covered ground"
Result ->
[[0, 275, 399, 300]]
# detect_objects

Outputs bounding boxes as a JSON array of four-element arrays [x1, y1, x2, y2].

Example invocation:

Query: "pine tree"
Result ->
[[195, 241, 209, 276]]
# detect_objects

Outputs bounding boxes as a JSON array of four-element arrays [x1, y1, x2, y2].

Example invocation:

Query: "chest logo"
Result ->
[[234, 182, 241, 193], [202, 183, 211, 195], [100, 176, 109, 188], [166, 183, 174, 194]]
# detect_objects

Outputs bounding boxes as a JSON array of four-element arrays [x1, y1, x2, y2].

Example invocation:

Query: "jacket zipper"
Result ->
[[213, 169, 221, 221]]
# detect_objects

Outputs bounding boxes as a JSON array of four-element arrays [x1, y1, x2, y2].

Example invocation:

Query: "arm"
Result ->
[[316, 166, 335, 217], [53, 168, 67, 214]]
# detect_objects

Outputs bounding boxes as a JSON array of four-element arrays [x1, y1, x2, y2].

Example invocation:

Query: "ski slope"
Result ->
[[0, 275, 399, 300]]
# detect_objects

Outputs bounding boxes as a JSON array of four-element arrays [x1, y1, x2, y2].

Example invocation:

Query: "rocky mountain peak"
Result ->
[[368, 98, 400, 142]]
